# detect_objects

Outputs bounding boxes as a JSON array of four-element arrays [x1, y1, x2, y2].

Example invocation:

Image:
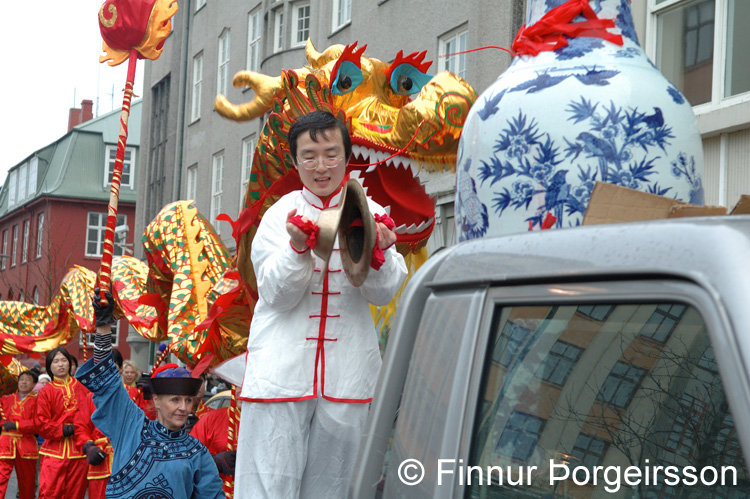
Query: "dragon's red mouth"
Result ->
[[348, 142, 435, 246]]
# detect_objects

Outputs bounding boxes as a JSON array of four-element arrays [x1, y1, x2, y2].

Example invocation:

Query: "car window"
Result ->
[[468, 302, 748, 497]]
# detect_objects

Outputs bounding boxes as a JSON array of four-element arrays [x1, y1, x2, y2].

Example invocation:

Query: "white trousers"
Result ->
[[234, 398, 368, 499]]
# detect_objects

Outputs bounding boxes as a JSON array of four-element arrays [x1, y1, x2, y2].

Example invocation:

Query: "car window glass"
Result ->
[[468, 303, 748, 497]]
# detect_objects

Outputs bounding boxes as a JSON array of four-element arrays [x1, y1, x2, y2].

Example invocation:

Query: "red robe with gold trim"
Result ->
[[36, 376, 92, 499], [0, 392, 38, 499]]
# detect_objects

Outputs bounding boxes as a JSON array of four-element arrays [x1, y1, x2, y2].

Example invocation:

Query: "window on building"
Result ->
[[11, 226, 18, 267], [28, 157, 37, 198], [186, 164, 198, 201], [596, 361, 647, 409], [439, 28, 468, 79], [21, 220, 29, 264], [577, 304, 614, 321], [666, 393, 706, 458], [8, 170, 17, 206], [17, 163, 27, 204], [241, 134, 256, 203], [191, 54, 203, 122], [1, 230, 7, 270], [292, 3, 310, 47], [195, 0, 206, 10], [653, 0, 750, 106], [332, 0, 351, 30], [273, 9, 284, 52], [492, 320, 532, 368], [247, 9, 262, 73], [536, 340, 584, 386], [496, 410, 545, 461], [218, 30, 231, 96], [18, 291, 24, 303], [86, 213, 127, 257], [147, 76, 170, 224], [211, 153, 224, 232], [33, 287, 39, 305], [36, 213, 44, 259], [639, 303, 687, 343], [571, 433, 608, 470], [105, 146, 135, 188]]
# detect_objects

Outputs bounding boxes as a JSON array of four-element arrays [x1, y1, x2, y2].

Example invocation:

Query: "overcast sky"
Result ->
[[0, 2, 145, 184]]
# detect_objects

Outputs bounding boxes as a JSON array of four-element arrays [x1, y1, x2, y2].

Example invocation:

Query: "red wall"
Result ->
[[0, 197, 137, 367]]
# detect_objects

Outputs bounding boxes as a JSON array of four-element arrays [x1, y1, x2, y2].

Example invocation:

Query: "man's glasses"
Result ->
[[296, 156, 345, 170]]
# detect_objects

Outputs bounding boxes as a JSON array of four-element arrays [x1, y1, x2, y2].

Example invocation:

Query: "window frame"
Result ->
[[247, 8, 262, 73], [104, 145, 135, 188], [11, 225, 18, 267], [86, 212, 127, 258], [647, 0, 750, 112], [211, 153, 224, 233], [331, 0, 351, 31], [273, 8, 284, 53], [217, 30, 231, 96], [439, 26, 469, 80], [291, 2, 311, 48], [36, 213, 44, 259], [186, 164, 198, 201], [1, 230, 7, 270], [191, 53, 203, 123], [21, 219, 29, 264]]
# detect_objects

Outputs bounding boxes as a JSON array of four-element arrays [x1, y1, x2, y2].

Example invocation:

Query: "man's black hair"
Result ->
[[45, 346, 76, 379], [288, 110, 352, 163], [19, 369, 38, 384], [112, 349, 123, 369]]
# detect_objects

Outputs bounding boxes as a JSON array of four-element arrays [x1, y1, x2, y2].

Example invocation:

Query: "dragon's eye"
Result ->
[[397, 74, 413, 93], [387, 50, 434, 96], [330, 43, 367, 96], [331, 61, 361, 95], [337, 74, 353, 92]]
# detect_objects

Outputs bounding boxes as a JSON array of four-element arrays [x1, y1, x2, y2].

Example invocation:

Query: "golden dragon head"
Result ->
[[215, 40, 477, 289]]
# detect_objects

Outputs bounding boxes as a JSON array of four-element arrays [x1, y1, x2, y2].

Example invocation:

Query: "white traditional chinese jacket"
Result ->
[[239, 187, 408, 403]]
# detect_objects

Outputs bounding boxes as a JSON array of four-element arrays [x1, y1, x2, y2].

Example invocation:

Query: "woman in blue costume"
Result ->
[[76, 292, 224, 499]]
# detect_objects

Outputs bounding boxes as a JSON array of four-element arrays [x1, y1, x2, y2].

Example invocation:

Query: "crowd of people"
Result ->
[[0, 345, 235, 498], [0, 110, 405, 498]]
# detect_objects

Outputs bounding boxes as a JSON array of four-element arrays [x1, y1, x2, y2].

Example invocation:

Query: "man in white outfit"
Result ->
[[234, 110, 408, 498]]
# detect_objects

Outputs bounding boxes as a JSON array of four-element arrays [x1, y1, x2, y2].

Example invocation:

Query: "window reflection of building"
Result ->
[[536, 340, 583, 386], [496, 410, 545, 461], [470, 302, 748, 497]]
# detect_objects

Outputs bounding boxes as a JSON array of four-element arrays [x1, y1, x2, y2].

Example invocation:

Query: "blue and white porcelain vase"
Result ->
[[455, 0, 704, 241]]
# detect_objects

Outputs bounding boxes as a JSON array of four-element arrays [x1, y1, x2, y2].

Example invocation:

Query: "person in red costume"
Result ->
[[0, 370, 39, 499], [191, 405, 239, 486], [36, 346, 93, 499]]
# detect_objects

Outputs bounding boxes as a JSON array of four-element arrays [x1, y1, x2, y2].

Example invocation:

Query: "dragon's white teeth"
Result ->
[[349, 170, 361, 179], [384, 205, 391, 216], [365, 164, 378, 173], [393, 218, 434, 235], [409, 163, 419, 177]]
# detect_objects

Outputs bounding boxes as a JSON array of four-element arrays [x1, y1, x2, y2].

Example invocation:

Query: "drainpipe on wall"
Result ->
[[172, 0, 192, 202]]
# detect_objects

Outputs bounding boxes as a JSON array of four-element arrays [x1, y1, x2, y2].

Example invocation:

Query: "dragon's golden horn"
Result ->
[[214, 71, 284, 122], [305, 38, 346, 69]]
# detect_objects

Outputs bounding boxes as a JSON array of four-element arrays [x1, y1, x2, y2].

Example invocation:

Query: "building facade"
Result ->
[[0, 101, 141, 363]]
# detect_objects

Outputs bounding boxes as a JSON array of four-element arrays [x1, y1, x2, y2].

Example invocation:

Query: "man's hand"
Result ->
[[2, 422, 16, 432], [62, 424, 75, 437], [376, 222, 397, 249], [286, 209, 310, 252], [93, 288, 116, 327], [83, 441, 106, 465]]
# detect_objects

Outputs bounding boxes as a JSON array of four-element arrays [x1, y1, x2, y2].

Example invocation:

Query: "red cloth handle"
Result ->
[[512, 0, 623, 57], [288, 215, 319, 250]]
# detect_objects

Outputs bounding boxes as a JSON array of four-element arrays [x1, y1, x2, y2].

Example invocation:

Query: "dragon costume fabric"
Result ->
[[0, 40, 475, 390]]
